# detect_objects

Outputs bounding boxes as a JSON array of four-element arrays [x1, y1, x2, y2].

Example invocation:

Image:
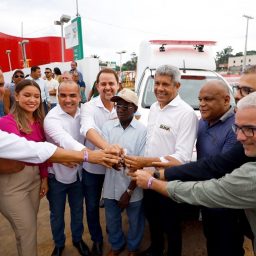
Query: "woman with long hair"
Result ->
[[0, 79, 48, 256]]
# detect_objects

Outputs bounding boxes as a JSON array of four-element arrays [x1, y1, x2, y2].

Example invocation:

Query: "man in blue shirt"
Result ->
[[196, 80, 244, 256], [102, 88, 147, 256]]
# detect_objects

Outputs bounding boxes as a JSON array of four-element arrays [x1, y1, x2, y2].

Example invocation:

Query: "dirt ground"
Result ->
[[0, 198, 254, 256]]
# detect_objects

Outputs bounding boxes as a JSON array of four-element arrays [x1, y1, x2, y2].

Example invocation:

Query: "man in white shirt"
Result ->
[[44, 80, 90, 256], [80, 68, 119, 256], [28, 66, 51, 113], [125, 65, 198, 256], [44, 67, 59, 108]]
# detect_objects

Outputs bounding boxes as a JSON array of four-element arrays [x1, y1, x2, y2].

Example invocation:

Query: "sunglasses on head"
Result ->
[[14, 74, 24, 78]]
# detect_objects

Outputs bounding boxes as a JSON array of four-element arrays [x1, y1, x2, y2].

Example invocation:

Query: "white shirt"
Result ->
[[45, 78, 59, 104], [44, 105, 85, 184], [145, 95, 198, 163], [80, 96, 117, 174], [0, 130, 57, 163], [28, 76, 50, 103], [102, 118, 147, 202]]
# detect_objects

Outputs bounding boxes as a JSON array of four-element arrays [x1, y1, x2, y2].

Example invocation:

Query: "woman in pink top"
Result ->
[[0, 79, 48, 256]]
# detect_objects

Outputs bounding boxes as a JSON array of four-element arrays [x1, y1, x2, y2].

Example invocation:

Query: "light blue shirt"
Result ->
[[102, 118, 147, 202]]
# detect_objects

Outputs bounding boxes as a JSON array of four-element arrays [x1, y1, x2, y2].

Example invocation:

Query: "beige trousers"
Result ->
[[0, 165, 41, 256]]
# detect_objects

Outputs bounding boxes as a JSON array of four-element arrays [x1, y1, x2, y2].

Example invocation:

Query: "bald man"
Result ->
[[44, 80, 90, 256], [196, 80, 244, 256]]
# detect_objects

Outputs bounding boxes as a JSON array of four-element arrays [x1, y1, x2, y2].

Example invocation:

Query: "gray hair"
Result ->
[[155, 65, 181, 83], [237, 91, 256, 110]]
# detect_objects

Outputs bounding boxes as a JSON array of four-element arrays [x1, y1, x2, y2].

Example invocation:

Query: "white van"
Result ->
[[135, 40, 235, 125]]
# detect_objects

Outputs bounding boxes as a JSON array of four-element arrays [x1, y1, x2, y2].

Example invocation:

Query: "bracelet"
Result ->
[[126, 188, 133, 196], [83, 149, 89, 162], [147, 176, 156, 189]]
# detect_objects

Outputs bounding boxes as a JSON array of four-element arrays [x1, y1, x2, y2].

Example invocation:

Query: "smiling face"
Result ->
[[58, 81, 81, 117], [96, 72, 118, 103], [15, 85, 41, 115], [235, 107, 256, 157], [12, 71, 25, 85], [154, 74, 180, 108]]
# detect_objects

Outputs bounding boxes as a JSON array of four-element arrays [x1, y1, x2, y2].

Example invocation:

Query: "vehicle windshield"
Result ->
[[141, 75, 234, 109]]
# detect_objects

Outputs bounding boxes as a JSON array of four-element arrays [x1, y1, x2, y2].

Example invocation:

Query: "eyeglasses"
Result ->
[[232, 84, 255, 97], [232, 124, 256, 137], [44, 72, 51, 74], [115, 104, 134, 110], [14, 75, 24, 78]]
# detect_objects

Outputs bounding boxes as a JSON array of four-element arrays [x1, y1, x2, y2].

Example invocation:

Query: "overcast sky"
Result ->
[[1, 0, 256, 63]]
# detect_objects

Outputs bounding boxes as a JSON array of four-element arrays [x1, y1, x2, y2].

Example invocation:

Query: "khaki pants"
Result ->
[[0, 165, 41, 256]]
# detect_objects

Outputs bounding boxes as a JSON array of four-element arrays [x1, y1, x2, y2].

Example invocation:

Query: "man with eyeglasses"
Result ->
[[44, 67, 59, 109], [102, 89, 146, 256], [132, 91, 256, 254]]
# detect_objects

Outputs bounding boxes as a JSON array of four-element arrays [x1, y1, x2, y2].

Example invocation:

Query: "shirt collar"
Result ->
[[219, 106, 234, 122], [95, 96, 115, 113], [113, 117, 138, 129], [56, 104, 80, 118], [156, 94, 181, 109]]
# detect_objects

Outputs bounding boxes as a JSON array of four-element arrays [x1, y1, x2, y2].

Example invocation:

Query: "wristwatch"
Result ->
[[153, 169, 160, 179]]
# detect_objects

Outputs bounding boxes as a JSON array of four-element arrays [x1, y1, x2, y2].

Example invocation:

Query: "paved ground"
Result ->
[[0, 198, 254, 256]]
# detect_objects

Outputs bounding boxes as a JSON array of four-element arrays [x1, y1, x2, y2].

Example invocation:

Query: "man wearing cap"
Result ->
[[102, 88, 147, 256]]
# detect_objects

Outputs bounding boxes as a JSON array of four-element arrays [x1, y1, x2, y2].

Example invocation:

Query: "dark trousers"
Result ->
[[202, 207, 245, 256], [144, 190, 182, 256], [82, 169, 105, 243], [47, 174, 84, 247]]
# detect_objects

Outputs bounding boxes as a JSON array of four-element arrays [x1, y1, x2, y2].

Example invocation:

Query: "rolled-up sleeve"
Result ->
[[80, 102, 98, 136]]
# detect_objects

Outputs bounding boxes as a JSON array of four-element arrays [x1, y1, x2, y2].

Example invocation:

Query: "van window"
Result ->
[[141, 75, 234, 109]]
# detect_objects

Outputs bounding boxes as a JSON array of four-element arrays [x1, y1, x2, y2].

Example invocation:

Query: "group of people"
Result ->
[[0, 61, 86, 118], [1, 62, 256, 256]]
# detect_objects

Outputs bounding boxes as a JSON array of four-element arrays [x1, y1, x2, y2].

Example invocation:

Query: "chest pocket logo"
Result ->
[[159, 124, 170, 131]]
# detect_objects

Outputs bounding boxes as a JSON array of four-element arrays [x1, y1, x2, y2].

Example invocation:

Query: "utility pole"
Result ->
[[242, 15, 254, 71]]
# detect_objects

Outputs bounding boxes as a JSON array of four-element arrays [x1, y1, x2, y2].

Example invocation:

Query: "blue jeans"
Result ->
[[82, 170, 105, 243], [104, 198, 144, 251], [47, 174, 84, 247]]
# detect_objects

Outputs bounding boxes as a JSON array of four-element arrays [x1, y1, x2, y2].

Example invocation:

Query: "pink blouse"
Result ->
[[0, 114, 49, 178]]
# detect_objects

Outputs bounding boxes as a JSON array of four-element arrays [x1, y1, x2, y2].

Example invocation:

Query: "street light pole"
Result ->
[[54, 14, 71, 63], [6, 50, 12, 71], [116, 50, 126, 73], [242, 15, 254, 71]]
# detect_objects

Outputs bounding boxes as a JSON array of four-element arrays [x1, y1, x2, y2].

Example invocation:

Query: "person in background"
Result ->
[[28, 66, 51, 114], [3, 69, 25, 115], [0, 79, 49, 256], [61, 71, 73, 82], [44, 67, 59, 109], [88, 81, 99, 101], [72, 71, 87, 104], [53, 67, 62, 83], [70, 61, 84, 83]]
